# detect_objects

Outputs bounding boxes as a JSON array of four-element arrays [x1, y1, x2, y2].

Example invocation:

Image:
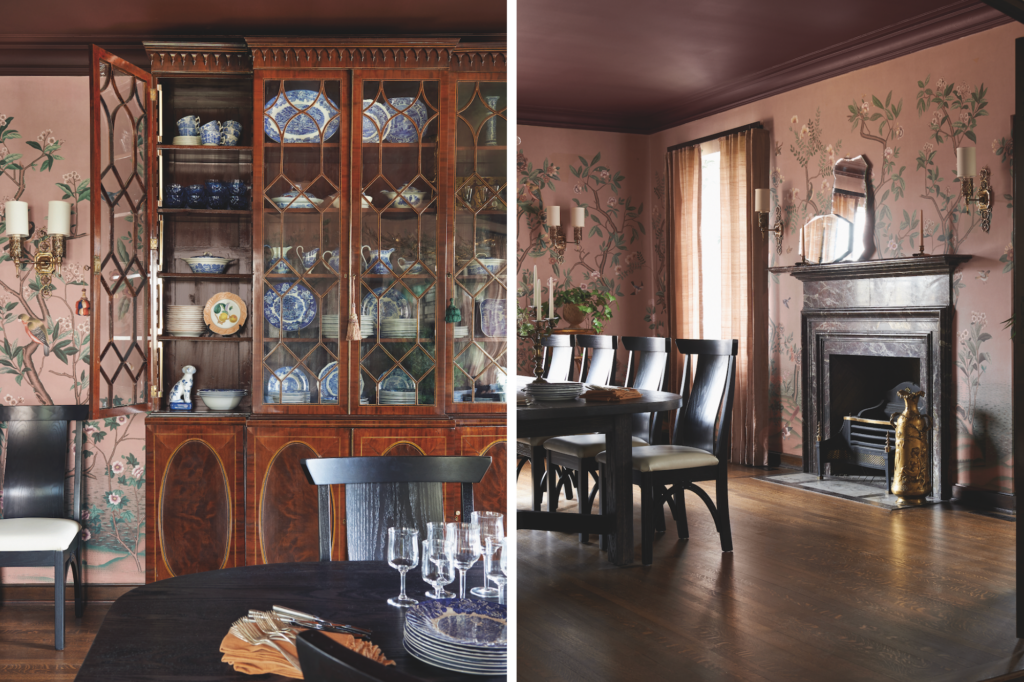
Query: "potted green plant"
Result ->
[[554, 287, 615, 333]]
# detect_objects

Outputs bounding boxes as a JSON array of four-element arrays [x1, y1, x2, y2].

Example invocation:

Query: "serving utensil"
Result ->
[[272, 605, 372, 636]]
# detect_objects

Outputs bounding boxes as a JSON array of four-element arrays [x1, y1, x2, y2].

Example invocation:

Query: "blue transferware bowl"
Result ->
[[207, 193, 227, 209], [164, 193, 184, 208], [228, 179, 247, 196], [206, 180, 226, 195], [228, 195, 249, 210], [165, 183, 183, 195], [186, 185, 206, 209]]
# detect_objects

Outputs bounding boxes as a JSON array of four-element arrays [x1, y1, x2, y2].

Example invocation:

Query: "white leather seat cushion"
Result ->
[[517, 437, 551, 448], [0, 518, 81, 552], [545, 434, 649, 459], [596, 445, 719, 472]]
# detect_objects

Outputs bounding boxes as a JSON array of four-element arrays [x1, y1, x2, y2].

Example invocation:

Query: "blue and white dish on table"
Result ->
[[265, 366, 311, 394], [318, 361, 339, 402], [264, 90, 341, 144], [383, 97, 430, 143], [361, 99, 394, 143], [271, 191, 323, 210], [479, 299, 506, 338], [402, 637, 506, 675], [264, 282, 317, 331], [402, 624, 507, 661], [361, 287, 412, 321], [406, 599, 507, 648]]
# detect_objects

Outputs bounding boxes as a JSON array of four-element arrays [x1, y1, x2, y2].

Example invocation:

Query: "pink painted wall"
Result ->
[[0, 76, 145, 585]]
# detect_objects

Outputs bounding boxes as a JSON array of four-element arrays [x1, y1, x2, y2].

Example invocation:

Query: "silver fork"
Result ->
[[251, 611, 299, 643], [230, 617, 301, 672]]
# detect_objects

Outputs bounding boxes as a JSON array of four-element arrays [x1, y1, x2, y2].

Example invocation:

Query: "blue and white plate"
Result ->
[[403, 627, 507, 667], [318, 361, 339, 402], [361, 287, 412, 321], [384, 97, 430, 143], [402, 636, 506, 675], [362, 100, 394, 143], [265, 366, 311, 394], [479, 299, 506, 338], [264, 282, 317, 331], [405, 599, 507, 649], [264, 90, 341, 143], [380, 370, 414, 393]]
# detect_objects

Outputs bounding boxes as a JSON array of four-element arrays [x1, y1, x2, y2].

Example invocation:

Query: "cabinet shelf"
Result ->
[[159, 273, 251, 280], [159, 208, 252, 216], [158, 144, 253, 152], [264, 273, 339, 279], [362, 142, 438, 148], [456, 145, 507, 151], [158, 335, 251, 342], [263, 208, 340, 214], [262, 142, 342, 148]]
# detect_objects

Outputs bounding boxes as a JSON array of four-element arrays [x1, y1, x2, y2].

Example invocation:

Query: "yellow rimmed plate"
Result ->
[[204, 292, 247, 336]]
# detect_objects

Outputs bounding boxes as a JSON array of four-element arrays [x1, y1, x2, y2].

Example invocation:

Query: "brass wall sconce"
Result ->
[[4, 200, 71, 297], [754, 188, 783, 254], [956, 147, 992, 232], [547, 205, 585, 262]]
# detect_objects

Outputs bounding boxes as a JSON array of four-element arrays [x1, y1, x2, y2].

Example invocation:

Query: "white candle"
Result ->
[[548, 277, 554, 317], [571, 207, 585, 227], [47, 201, 71, 236], [533, 265, 540, 313], [754, 188, 769, 213], [5, 201, 28, 236], [957, 147, 976, 178], [547, 205, 560, 227]]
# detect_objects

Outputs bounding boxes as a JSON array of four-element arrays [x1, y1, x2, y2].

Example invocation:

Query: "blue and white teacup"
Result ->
[[199, 120, 221, 146], [176, 115, 200, 137], [164, 192, 184, 208], [228, 195, 249, 210], [206, 180, 226, 196], [185, 184, 206, 209], [220, 120, 242, 146], [227, 179, 247, 196], [207, 193, 227, 210]]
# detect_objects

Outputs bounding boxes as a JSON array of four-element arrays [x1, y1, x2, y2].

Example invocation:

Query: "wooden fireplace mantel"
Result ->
[[769, 254, 972, 282]]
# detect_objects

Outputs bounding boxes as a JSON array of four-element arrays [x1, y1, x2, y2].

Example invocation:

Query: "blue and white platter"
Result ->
[[318, 361, 339, 402], [384, 97, 430, 143], [402, 623, 507, 660], [402, 636, 506, 676], [479, 299, 506, 338], [361, 287, 412, 322], [264, 90, 341, 144], [405, 599, 507, 649], [362, 99, 394, 143], [264, 282, 317, 331], [265, 366, 311, 394], [380, 370, 414, 393]]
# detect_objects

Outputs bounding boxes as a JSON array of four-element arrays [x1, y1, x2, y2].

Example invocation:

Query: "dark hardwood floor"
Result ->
[[0, 602, 110, 680], [517, 463, 1023, 682]]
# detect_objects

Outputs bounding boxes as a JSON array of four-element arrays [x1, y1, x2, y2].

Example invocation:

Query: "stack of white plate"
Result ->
[[381, 319, 418, 338], [171, 136, 200, 146], [380, 390, 416, 405], [166, 305, 207, 337], [360, 314, 375, 339], [264, 391, 311, 404], [453, 326, 469, 339], [524, 381, 584, 402], [323, 314, 339, 339], [403, 599, 506, 676]]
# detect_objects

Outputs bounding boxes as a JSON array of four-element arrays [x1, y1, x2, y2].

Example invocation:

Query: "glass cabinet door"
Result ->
[[257, 76, 348, 410], [356, 77, 442, 409], [451, 80, 506, 408]]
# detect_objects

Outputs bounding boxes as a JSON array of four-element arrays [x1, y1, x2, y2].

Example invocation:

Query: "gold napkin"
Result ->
[[220, 628, 394, 678], [583, 387, 642, 402]]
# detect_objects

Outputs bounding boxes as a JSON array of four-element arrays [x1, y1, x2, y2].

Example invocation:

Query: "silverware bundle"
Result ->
[[230, 607, 373, 674]]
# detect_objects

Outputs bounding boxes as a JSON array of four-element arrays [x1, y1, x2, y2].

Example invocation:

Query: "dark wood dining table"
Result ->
[[517, 380, 684, 565], [75, 561, 504, 682]]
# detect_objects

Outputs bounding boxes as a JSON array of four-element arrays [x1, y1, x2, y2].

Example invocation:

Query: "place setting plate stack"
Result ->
[[166, 305, 207, 337], [380, 319, 418, 339], [524, 381, 584, 402], [361, 314, 375, 339], [453, 325, 469, 340], [402, 599, 507, 676], [322, 314, 339, 339]]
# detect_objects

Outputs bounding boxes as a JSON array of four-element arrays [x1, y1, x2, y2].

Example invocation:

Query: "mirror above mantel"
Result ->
[[800, 155, 875, 264]]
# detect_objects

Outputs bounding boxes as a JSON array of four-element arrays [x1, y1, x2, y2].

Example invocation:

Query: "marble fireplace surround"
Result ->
[[770, 255, 971, 501]]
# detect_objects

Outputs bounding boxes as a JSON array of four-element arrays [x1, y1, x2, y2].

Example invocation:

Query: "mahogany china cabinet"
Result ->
[[87, 38, 507, 582]]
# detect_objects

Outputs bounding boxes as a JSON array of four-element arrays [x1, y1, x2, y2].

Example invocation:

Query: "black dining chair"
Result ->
[[297, 629, 420, 681], [515, 333, 575, 511], [301, 456, 491, 561], [597, 339, 738, 565], [0, 405, 89, 650], [544, 336, 671, 540]]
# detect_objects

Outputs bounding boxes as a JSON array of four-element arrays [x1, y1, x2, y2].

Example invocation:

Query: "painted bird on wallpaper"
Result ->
[[783, 297, 791, 308], [18, 314, 50, 357], [630, 280, 644, 295]]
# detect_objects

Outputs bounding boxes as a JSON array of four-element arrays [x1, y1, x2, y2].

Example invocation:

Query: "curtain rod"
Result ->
[[666, 122, 764, 153]]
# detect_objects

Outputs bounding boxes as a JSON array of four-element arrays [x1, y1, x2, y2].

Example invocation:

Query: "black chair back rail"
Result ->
[[672, 339, 738, 459], [301, 456, 491, 562], [574, 334, 617, 386], [622, 336, 672, 443], [541, 334, 574, 382]]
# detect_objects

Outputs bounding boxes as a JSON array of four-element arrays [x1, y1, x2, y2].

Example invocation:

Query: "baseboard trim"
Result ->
[[0, 583, 136, 604], [769, 451, 803, 470], [952, 484, 1016, 514]]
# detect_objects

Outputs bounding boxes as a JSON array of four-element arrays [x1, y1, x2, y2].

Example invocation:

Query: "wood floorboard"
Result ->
[[0, 602, 110, 681], [517, 462, 1021, 682]]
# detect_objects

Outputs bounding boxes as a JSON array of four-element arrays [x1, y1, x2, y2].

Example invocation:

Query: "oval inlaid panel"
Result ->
[[261, 443, 322, 564], [160, 440, 230, 576], [474, 442, 507, 519]]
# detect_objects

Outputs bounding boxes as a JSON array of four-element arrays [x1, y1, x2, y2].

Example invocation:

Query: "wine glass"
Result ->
[[470, 511, 504, 598], [486, 537, 507, 605], [446, 522, 480, 599], [425, 521, 447, 544], [422, 539, 456, 599], [387, 527, 419, 607]]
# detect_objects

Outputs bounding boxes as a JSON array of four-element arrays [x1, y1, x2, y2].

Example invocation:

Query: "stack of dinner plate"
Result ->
[[380, 319, 418, 338], [322, 314, 339, 339], [380, 390, 416, 405], [453, 326, 469, 339], [403, 599, 506, 676], [166, 305, 207, 337], [524, 381, 584, 402], [360, 314, 375, 339], [264, 391, 311, 404]]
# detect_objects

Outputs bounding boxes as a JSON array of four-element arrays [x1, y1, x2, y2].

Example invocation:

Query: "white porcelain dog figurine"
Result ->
[[169, 365, 196, 408]]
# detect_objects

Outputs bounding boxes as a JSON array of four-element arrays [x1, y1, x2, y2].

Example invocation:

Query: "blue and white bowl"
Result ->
[[182, 254, 234, 274], [271, 191, 324, 210], [227, 179, 248, 196], [381, 186, 427, 209], [264, 90, 341, 144], [384, 98, 430, 143], [228, 195, 249, 210]]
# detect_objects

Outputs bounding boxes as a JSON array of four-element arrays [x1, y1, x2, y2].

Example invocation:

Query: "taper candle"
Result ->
[[533, 265, 540, 312], [47, 201, 71, 236], [4, 201, 28, 236], [548, 277, 554, 318]]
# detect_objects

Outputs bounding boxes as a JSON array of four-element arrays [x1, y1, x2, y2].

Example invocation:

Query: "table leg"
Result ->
[[605, 413, 634, 566]]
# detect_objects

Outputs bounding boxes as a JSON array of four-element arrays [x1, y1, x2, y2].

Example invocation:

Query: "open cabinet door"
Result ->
[[89, 46, 155, 417]]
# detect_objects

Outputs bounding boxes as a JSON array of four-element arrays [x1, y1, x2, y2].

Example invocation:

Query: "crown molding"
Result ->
[[520, 3, 1013, 135]]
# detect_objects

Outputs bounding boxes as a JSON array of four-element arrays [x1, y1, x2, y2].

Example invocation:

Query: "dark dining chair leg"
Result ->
[[546, 450, 558, 512], [53, 550, 65, 650], [716, 472, 733, 553], [516, 456, 528, 480], [578, 470, 595, 544], [531, 448, 546, 511], [598, 462, 608, 552], [654, 484, 667, 533], [71, 542, 84, 618], [673, 486, 689, 539], [640, 472, 655, 566]]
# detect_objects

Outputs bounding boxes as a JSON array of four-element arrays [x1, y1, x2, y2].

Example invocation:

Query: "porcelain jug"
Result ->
[[361, 245, 395, 274], [264, 245, 293, 274]]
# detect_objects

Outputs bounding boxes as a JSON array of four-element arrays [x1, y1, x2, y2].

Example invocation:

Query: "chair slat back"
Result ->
[[575, 334, 617, 385], [671, 339, 738, 459], [301, 456, 492, 561], [621, 336, 671, 442], [542, 334, 574, 382], [0, 405, 87, 520]]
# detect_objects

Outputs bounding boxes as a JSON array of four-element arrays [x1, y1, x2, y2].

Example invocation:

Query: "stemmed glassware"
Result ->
[[386, 527, 419, 607], [422, 539, 456, 599], [446, 522, 480, 599], [486, 537, 508, 605], [470, 511, 504, 598]]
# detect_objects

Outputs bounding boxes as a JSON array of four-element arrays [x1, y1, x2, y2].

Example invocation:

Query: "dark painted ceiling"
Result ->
[[518, 0, 1010, 134]]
